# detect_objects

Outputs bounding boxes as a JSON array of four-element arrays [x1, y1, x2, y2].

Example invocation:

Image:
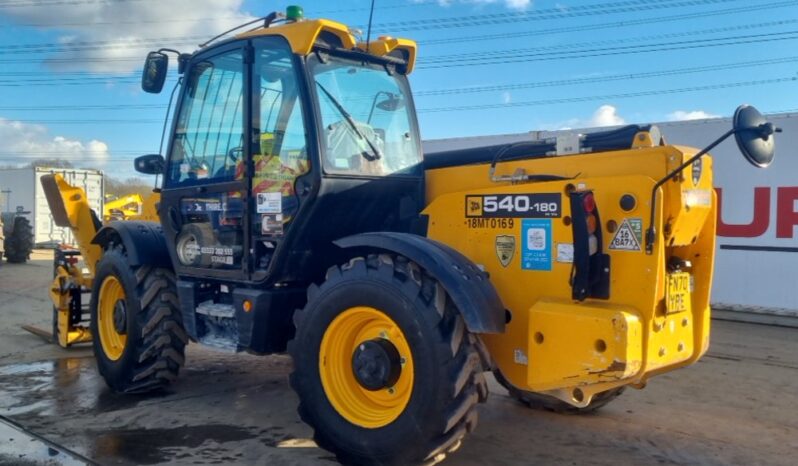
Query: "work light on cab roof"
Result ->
[[285, 5, 304, 21]]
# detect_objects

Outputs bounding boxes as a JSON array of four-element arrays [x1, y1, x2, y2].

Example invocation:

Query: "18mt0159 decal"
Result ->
[[465, 193, 562, 218]]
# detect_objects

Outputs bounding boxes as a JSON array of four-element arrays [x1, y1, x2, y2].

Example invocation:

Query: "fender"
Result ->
[[334, 232, 505, 334], [92, 220, 172, 268]]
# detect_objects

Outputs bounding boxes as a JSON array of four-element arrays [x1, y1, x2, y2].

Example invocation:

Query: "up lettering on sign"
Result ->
[[716, 187, 798, 238]]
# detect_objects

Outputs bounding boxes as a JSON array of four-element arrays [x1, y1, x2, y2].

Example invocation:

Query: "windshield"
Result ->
[[307, 53, 422, 176]]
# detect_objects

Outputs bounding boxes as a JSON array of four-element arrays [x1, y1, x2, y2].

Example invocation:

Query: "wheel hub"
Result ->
[[351, 338, 402, 391], [112, 299, 127, 334]]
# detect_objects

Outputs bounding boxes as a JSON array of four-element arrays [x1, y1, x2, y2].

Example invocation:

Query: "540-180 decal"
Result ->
[[465, 193, 562, 218]]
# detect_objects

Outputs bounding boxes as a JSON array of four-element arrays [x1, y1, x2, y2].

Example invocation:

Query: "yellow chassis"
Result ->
[[424, 131, 716, 406]]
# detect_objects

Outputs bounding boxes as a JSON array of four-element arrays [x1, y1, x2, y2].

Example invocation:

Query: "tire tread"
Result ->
[[92, 246, 186, 394], [289, 254, 488, 465]]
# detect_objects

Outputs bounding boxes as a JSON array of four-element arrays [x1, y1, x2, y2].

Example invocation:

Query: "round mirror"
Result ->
[[733, 105, 776, 168]]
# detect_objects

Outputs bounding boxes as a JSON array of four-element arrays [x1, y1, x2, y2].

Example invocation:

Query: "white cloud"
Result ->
[[542, 104, 626, 130], [589, 104, 626, 127], [501, 91, 512, 104], [0, 118, 110, 166], [667, 110, 720, 121], [5, 0, 254, 73]]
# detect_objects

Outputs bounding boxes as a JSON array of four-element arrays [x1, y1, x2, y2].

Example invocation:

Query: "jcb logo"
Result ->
[[466, 196, 483, 216]]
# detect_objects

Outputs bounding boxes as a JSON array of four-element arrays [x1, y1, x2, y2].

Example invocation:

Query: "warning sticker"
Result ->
[[256, 192, 282, 214], [609, 218, 643, 251], [556, 243, 574, 263], [261, 214, 284, 236]]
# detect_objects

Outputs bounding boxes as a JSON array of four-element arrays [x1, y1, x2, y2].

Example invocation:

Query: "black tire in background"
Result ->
[[493, 369, 625, 414], [90, 246, 187, 393], [289, 254, 488, 466], [4, 216, 34, 263]]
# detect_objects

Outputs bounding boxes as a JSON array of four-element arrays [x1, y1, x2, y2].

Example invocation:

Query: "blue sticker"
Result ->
[[521, 219, 552, 271]]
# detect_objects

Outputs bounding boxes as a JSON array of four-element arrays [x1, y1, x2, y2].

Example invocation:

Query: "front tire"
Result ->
[[289, 255, 487, 465], [90, 246, 187, 393]]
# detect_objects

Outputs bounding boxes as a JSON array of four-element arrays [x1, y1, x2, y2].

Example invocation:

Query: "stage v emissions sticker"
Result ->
[[465, 193, 561, 218]]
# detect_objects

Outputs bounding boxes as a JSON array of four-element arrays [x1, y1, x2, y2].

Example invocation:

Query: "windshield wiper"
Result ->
[[315, 81, 381, 161]]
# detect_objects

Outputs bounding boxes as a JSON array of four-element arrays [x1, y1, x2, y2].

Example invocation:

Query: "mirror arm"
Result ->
[[155, 48, 191, 75], [757, 122, 782, 137], [644, 128, 735, 255]]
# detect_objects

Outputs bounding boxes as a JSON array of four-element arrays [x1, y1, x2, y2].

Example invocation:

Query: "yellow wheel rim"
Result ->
[[97, 276, 127, 361], [319, 306, 415, 429]]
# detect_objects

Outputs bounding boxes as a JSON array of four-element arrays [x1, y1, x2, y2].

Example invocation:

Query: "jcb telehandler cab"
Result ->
[[69, 7, 778, 465]]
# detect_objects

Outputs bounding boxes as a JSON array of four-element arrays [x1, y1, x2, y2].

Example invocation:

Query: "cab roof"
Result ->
[[235, 18, 417, 74]]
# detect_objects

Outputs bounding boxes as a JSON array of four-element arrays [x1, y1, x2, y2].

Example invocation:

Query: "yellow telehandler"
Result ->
[[42, 176, 159, 347], [42, 6, 779, 465], [103, 193, 160, 221]]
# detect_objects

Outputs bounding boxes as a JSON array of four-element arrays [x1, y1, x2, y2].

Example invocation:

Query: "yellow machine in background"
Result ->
[[103, 194, 142, 220], [103, 193, 160, 221], [41, 174, 160, 347]]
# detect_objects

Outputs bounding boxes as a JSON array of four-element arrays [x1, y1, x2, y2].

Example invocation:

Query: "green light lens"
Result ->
[[286, 5, 304, 20]]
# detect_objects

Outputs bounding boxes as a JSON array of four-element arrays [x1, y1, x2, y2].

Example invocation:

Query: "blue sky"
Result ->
[[0, 0, 796, 177]]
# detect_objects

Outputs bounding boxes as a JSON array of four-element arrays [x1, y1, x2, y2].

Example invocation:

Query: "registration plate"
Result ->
[[666, 272, 692, 314]]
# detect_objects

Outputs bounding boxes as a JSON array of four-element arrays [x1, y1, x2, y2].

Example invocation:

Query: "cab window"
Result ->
[[166, 50, 244, 187], [250, 40, 311, 273], [251, 45, 310, 230], [308, 53, 421, 176]]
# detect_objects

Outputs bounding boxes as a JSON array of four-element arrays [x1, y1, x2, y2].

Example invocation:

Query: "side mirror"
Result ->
[[733, 104, 779, 168], [135, 154, 165, 175], [645, 104, 779, 254], [142, 51, 168, 94]]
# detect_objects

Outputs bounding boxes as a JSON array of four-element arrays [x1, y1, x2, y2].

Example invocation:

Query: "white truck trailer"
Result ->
[[0, 167, 104, 247], [424, 112, 798, 321]]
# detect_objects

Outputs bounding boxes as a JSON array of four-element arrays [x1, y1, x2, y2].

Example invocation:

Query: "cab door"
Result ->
[[247, 37, 314, 282], [160, 43, 251, 281]]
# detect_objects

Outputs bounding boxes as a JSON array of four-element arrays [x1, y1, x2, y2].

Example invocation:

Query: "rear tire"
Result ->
[[494, 370, 624, 414], [289, 254, 487, 465], [90, 246, 187, 393], [4, 216, 34, 263]]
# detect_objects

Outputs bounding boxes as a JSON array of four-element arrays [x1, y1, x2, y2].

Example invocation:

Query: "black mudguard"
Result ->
[[334, 232, 505, 334], [92, 221, 172, 268]]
